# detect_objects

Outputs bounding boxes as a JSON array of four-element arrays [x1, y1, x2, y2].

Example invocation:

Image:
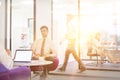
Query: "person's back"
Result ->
[[0, 46, 13, 69], [92, 32, 105, 63]]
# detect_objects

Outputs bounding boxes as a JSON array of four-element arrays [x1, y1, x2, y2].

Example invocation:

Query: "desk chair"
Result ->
[[87, 48, 102, 66], [87, 53, 100, 66]]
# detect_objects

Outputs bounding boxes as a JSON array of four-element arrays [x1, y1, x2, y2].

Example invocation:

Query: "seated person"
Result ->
[[31, 26, 57, 75], [0, 45, 13, 69], [87, 32, 105, 64], [0, 45, 31, 80]]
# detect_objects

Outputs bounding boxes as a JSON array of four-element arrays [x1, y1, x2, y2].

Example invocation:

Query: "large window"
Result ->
[[80, 0, 120, 59], [53, 0, 120, 60], [6, 0, 120, 60], [7, 0, 34, 57], [53, 0, 79, 62]]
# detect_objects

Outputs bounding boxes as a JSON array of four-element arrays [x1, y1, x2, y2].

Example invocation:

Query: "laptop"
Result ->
[[14, 49, 33, 63]]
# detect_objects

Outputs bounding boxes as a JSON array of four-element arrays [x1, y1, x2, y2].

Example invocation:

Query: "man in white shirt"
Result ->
[[0, 46, 13, 69], [31, 26, 57, 59], [31, 26, 57, 78]]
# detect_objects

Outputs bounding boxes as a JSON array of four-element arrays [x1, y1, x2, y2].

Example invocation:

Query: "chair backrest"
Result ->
[[9, 66, 31, 80], [0, 63, 31, 80], [0, 63, 8, 73], [0, 63, 10, 80]]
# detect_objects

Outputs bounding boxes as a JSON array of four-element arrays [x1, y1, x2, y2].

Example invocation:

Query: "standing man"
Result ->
[[58, 23, 86, 72]]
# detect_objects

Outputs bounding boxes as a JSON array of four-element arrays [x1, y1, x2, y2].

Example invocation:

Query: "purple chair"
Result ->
[[0, 63, 31, 80]]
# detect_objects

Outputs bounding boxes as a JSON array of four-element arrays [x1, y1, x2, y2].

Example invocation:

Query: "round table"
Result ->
[[14, 60, 53, 80]]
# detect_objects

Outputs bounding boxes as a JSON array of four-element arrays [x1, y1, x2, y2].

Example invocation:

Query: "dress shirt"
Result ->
[[0, 46, 13, 69], [31, 37, 57, 57]]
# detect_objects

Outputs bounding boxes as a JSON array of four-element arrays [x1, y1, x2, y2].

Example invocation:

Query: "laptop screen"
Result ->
[[14, 50, 33, 62]]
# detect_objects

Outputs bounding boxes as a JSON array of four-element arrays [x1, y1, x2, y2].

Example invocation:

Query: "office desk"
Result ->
[[105, 49, 120, 63], [14, 60, 53, 80]]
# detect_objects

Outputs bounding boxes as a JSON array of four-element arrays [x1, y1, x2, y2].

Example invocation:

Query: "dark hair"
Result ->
[[40, 25, 48, 31]]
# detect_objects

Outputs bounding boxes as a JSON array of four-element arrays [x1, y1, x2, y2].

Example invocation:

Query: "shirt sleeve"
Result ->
[[31, 39, 40, 54], [31, 40, 37, 54], [50, 41, 57, 57]]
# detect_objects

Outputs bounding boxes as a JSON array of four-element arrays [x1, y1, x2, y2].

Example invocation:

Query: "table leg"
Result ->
[[40, 66, 48, 80]]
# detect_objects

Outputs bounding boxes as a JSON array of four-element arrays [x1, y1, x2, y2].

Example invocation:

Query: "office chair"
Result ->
[[87, 47, 101, 66]]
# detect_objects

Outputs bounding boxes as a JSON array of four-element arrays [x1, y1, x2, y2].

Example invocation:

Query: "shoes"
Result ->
[[79, 64, 82, 69], [40, 71, 46, 77], [79, 67, 86, 73], [58, 67, 65, 72], [40, 72, 46, 80], [33, 71, 41, 74]]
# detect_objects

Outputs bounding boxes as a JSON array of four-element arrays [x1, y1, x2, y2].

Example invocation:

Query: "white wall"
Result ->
[[0, 0, 5, 47], [36, 0, 51, 39]]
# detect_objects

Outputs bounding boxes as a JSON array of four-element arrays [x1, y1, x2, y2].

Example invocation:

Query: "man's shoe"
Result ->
[[40, 71, 46, 77], [33, 71, 41, 74], [40, 72, 46, 80], [79, 67, 86, 73], [79, 65, 82, 69], [58, 67, 65, 72]]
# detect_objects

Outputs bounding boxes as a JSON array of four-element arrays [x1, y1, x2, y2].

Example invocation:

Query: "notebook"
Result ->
[[14, 49, 33, 63]]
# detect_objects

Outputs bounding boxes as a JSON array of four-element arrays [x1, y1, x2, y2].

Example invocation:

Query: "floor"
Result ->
[[32, 74, 120, 80], [31, 60, 120, 80]]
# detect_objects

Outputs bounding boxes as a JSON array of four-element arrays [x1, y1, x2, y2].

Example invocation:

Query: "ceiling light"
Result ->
[[21, 0, 33, 5], [0, 1, 1, 6]]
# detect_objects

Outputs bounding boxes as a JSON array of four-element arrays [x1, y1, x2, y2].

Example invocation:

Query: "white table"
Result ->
[[14, 60, 53, 80], [14, 60, 53, 66]]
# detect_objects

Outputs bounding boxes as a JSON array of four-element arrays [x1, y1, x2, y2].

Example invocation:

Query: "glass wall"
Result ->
[[79, 0, 120, 59], [53, 0, 120, 60], [53, 0, 79, 62], [6, 0, 120, 60], [7, 0, 34, 57]]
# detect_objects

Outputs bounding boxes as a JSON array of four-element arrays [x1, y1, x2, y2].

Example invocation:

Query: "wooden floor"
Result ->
[[31, 60, 120, 80]]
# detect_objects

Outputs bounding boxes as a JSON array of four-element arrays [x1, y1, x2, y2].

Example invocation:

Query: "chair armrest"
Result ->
[[50, 57, 59, 71], [9, 66, 31, 80]]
